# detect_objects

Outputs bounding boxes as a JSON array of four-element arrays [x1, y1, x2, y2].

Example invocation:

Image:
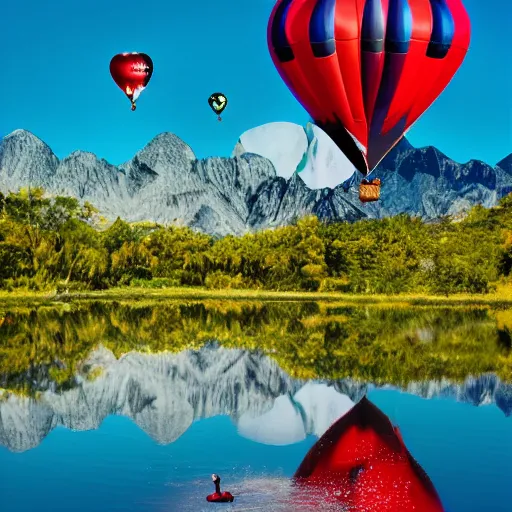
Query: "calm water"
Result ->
[[0, 301, 511, 511]]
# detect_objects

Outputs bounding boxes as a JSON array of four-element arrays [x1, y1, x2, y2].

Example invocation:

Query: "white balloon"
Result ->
[[235, 121, 356, 190]]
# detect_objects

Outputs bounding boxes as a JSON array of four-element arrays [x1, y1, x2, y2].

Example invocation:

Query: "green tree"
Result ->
[[103, 217, 136, 253], [60, 218, 108, 287], [144, 226, 212, 285]]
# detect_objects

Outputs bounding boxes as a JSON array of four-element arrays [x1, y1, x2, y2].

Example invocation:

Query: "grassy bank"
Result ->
[[3, 284, 512, 309]]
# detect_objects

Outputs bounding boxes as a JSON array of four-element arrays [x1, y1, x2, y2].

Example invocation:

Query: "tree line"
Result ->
[[1, 187, 512, 294]]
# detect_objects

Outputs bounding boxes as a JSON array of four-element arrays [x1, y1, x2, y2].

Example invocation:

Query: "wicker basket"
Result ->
[[359, 178, 381, 203]]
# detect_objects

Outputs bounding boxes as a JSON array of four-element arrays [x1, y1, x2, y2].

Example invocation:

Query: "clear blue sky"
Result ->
[[1, 0, 510, 166]]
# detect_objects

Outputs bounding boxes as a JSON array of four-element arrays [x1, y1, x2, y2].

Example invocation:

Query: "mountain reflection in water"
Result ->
[[0, 300, 511, 511], [0, 344, 511, 453]]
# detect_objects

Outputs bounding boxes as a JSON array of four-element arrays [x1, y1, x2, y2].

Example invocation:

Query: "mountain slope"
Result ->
[[0, 129, 58, 192], [1, 125, 510, 236]]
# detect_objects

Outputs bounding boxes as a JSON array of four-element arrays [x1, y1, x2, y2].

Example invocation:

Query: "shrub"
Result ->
[[130, 278, 180, 289]]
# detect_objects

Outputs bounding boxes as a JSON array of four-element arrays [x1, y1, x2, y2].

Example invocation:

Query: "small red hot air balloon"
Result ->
[[109, 52, 154, 111], [292, 396, 445, 512]]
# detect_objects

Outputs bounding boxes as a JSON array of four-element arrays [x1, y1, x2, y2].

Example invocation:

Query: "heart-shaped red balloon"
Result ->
[[110, 52, 153, 111]]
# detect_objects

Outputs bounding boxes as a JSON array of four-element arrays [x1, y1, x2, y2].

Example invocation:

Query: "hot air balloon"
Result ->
[[231, 396, 446, 510], [110, 52, 154, 111], [267, 0, 471, 192], [292, 396, 445, 512], [208, 92, 228, 121]]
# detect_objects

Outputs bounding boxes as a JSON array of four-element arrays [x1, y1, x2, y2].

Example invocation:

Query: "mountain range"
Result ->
[[0, 345, 510, 453], [1, 125, 510, 236]]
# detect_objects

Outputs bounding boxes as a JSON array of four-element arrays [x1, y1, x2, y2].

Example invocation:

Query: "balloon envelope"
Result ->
[[236, 121, 357, 189], [267, 0, 471, 176], [208, 92, 228, 116], [110, 52, 153, 110], [293, 396, 445, 512]]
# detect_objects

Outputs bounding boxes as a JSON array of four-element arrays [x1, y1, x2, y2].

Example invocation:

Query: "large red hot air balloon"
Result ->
[[267, 0, 471, 177], [292, 396, 445, 512], [110, 52, 154, 111]]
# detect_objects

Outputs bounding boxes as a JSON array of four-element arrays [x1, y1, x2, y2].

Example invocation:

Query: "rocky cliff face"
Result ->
[[0, 346, 509, 453], [367, 141, 511, 219], [1, 125, 510, 236], [0, 129, 58, 192]]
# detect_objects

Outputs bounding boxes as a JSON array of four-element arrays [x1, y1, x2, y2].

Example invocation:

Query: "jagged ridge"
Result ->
[[1, 126, 511, 236]]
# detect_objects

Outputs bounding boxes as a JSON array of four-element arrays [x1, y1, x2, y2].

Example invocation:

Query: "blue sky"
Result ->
[[1, 0, 510, 166]]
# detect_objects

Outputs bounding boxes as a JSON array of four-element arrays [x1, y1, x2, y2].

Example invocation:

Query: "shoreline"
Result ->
[[2, 286, 512, 307]]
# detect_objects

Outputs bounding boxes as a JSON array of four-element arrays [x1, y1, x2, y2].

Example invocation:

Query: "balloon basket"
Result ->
[[217, 116, 222, 122], [359, 178, 381, 203]]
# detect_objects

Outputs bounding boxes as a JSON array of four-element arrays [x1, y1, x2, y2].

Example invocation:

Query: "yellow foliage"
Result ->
[[0, 299, 510, 397]]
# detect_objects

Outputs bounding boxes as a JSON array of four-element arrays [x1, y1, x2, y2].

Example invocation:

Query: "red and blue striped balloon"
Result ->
[[268, 0, 471, 176]]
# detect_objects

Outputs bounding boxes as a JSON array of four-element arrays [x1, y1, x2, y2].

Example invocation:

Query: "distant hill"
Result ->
[[1, 125, 510, 236]]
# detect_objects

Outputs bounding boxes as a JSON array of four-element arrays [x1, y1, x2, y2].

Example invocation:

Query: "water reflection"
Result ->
[[0, 298, 511, 512], [0, 344, 510, 453], [1, 300, 511, 397]]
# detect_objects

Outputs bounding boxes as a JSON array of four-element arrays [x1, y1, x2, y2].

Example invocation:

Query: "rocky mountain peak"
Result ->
[[0, 129, 59, 190], [0, 123, 511, 236], [51, 150, 124, 203], [2, 129, 51, 149], [64, 150, 102, 161], [129, 132, 196, 174], [497, 154, 512, 174]]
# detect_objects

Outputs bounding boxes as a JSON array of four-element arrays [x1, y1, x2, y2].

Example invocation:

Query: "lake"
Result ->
[[0, 300, 511, 511]]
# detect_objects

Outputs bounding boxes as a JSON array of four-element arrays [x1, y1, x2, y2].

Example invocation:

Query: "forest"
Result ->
[[1, 187, 512, 295]]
